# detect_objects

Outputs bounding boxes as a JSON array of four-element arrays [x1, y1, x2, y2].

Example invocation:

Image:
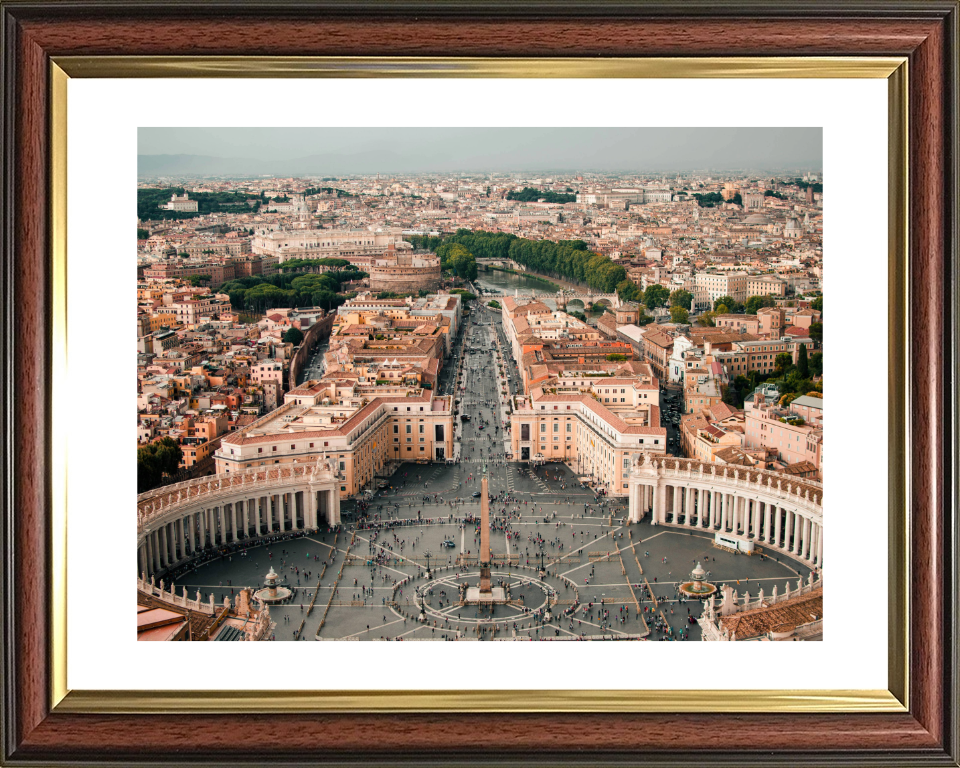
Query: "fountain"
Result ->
[[678, 561, 718, 599], [253, 566, 292, 605]]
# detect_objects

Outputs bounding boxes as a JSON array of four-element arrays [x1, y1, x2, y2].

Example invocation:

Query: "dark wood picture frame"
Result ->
[[2, 2, 957, 765]]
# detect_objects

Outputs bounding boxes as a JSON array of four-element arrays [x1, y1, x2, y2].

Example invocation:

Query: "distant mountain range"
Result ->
[[138, 153, 819, 179], [138, 151, 419, 178]]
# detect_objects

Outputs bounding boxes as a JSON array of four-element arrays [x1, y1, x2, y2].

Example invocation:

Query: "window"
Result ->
[[258, 448, 263, 454], [540, 423, 546, 433], [394, 425, 399, 434], [406, 425, 412, 434], [291, 444, 295, 449], [419, 425, 424, 434], [309, 443, 314, 448], [272, 446, 277, 452]]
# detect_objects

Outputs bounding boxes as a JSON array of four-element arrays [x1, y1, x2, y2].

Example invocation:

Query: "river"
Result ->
[[473, 268, 559, 309]]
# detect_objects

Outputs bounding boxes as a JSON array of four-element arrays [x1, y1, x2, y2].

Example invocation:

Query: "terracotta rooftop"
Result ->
[[718, 588, 823, 640]]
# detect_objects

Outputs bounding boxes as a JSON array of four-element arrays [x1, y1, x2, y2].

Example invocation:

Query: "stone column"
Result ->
[[177, 518, 186, 560], [331, 488, 342, 526], [163, 523, 171, 563], [158, 526, 167, 567], [292, 492, 300, 531], [774, 507, 783, 547], [138, 543, 146, 576], [763, 504, 772, 543], [671, 485, 680, 524], [306, 489, 317, 529], [809, 523, 818, 564], [751, 500, 760, 539], [791, 511, 802, 554], [700, 490, 709, 528], [816, 526, 823, 566], [279, 494, 287, 532], [802, 517, 811, 560]]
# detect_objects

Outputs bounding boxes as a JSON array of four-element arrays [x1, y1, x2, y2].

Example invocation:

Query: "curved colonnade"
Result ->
[[137, 462, 340, 579], [628, 455, 823, 568]]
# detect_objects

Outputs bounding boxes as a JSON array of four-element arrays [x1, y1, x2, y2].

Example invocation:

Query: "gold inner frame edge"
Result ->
[[48, 56, 909, 715]]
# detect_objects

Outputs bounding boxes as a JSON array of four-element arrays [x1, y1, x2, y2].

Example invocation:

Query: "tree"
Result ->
[[744, 294, 777, 314], [616, 279, 642, 303], [797, 343, 809, 377], [809, 351, 823, 377], [779, 393, 798, 408], [606, 353, 627, 362], [137, 227, 149, 240], [811, 295, 823, 313], [715, 303, 729, 316], [714, 296, 741, 313], [696, 311, 717, 327], [487, 300, 501, 309], [283, 326, 305, 346], [774, 352, 793, 375], [136, 437, 183, 494], [808, 322, 823, 344], [642, 284, 670, 309], [187, 274, 212, 287], [669, 289, 693, 311], [670, 305, 689, 324]]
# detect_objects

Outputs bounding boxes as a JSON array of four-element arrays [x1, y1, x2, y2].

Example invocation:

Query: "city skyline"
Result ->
[[138, 127, 823, 177]]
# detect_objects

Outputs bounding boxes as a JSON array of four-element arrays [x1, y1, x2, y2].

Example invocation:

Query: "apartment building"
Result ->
[[213, 392, 455, 497]]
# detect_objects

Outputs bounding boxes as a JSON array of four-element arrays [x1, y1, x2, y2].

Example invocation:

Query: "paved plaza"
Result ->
[[174, 307, 814, 641]]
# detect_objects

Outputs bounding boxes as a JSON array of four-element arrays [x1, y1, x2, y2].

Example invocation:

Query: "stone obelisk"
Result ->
[[479, 475, 492, 594]]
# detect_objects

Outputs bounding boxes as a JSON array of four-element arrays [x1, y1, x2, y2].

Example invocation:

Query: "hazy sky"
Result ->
[[138, 127, 821, 173]]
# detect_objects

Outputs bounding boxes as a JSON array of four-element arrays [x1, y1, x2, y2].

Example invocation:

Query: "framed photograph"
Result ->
[[2, 2, 957, 765]]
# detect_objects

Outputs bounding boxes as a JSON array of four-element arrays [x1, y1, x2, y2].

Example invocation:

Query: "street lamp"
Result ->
[[424, 550, 433, 579]]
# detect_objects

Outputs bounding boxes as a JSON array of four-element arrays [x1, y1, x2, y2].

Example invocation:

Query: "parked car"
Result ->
[[472, 491, 482, 498]]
